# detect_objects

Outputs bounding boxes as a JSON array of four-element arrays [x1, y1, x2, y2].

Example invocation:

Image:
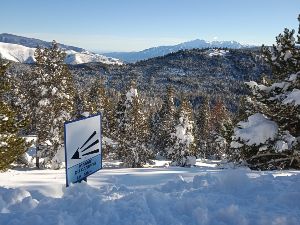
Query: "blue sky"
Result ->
[[0, 0, 299, 52]]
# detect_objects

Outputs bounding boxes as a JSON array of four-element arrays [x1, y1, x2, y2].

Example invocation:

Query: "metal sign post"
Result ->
[[64, 114, 102, 187]]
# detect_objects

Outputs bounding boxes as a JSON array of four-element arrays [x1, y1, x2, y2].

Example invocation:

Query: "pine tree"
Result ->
[[116, 81, 152, 167], [236, 96, 250, 123], [155, 86, 177, 158], [262, 16, 300, 80], [210, 97, 233, 159], [195, 95, 211, 158], [86, 78, 106, 114], [169, 95, 196, 167], [73, 91, 86, 119], [231, 15, 300, 169], [0, 57, 29, 170], [32, 41, 75, 168], [86, 78, 117, 158]]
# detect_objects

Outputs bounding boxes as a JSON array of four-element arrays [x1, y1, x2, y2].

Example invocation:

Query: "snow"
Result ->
[[125, 87, 138, 103], [38, 99, 50, 106], [247, 73, 299, 99], [64, 50, 123, 65], [0, 42, 123, 65], [81, 112, 90, 117], [174, 116, 194, 147], [0, 141, 8, 147], [275, 140, 288, 153], [282, 89, 300, 106], [51, 87, 58, 95], [283, 50, 292, 61], [245, 81, 268, 91], [246, 80, 291, 93], [0, 42, 35, 63], [207, 49, 229, 57], [102, 136, 118, 147], [288, 73, 298, 82], [1, 116, 8, 121], [0, 160, 299, 225], [230, 141, 243, 148], [233, 113, 278, 146], [281, 131, 297, 149], [45, 140, 52, 146]]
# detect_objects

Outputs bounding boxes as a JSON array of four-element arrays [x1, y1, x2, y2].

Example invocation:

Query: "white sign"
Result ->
[[64, 114, 102, 187]]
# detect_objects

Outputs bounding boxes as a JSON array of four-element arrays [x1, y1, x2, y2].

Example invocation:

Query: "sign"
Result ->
[[64, 114, 102, 187]]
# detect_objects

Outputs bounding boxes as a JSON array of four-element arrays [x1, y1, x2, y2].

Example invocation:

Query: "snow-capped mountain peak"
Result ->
[[103, 38, 253, 62], [0, 42, 123, 65]]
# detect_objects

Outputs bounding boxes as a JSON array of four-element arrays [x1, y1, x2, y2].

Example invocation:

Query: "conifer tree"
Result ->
[[155, 86, 177, 158], [231, 15, 300, 169], [86, 78, 116, 158], [32, 41, 75, 167], [116, 81, 152, 167], [169, 95, 196, 166], [195, 95, 211, 158], [86, 78, 106, 114], [73, 91, 86, 119], [262, 15, 300, 80], [210, 97, 233, 159], [0, 57, 28, 170]]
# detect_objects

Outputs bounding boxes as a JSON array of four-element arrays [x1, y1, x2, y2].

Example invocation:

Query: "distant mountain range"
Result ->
[[0, 33, 123, 65], [0, 33, 256, 64], [103, 39, 256, 63], [0, 33, 85, 52]]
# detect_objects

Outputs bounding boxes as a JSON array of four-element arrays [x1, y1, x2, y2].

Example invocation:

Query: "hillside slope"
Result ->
[[0, 42, 123, 65], [103, 39, 253, 62], [0, 33, 85, 52]]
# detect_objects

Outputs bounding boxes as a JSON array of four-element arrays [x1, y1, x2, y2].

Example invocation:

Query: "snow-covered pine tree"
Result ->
[[155, 86, 177, 158], [209, 97, 233, 159], [236, 96, 250, 123], [116, 81, 152, 167], [73, 91, 86, 119], [262, 16, 300, 80], [231, 15, 300, 169], [86, 78, 116, 158], [169, 95, 196, 167], [86, 78, 106, 114], [33, 41, 75, 168], [0, 57, 29, 170], [195, 95, 211, 158], [143, 87, 162, 156], [0, 66, 30, 135]]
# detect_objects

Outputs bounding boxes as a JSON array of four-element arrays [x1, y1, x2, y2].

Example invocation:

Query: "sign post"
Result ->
[[64, 114, 102, 187]]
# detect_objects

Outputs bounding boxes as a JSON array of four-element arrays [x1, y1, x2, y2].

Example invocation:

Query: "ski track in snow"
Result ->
[[0, 160, 300, 225]]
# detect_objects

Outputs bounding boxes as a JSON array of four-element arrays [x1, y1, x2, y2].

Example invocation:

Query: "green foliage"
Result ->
[[231, 15, 300, 170], [169, 95, 196, 166], [262, 15, 300, 80], [154, 86, 177, 158], [86, 78, 117, 158], [195, 95, 232, 159], [116, 81, 153, 167], [32, 41, 75, 166], [195, 95, 211, 158], [0, 57, 29, 171]]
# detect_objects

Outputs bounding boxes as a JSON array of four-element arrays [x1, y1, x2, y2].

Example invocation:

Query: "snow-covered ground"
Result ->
[[0, 160, 299, 225], [207, 49, 229, 57]]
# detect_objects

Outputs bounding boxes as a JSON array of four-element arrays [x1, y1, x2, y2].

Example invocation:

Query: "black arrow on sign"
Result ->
[[71, 148, 80, 159]]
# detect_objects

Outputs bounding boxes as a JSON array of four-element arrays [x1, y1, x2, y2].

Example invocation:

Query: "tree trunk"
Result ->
[[36, 143, 40, 169]]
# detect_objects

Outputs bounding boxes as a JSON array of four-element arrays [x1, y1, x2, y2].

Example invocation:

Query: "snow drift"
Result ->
[[0, 168, 299, 225]]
